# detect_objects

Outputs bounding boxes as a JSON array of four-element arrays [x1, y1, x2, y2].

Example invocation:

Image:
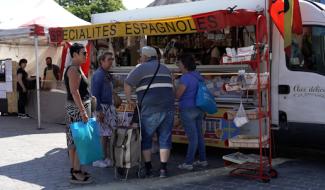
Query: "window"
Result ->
[[287, 26, 325, 75]]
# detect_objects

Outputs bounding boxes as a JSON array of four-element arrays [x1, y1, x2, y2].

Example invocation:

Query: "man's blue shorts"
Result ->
[[140, 111, 174, 150]]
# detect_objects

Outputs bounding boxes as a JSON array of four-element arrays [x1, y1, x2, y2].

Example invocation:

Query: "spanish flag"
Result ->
[[269, 0, 303, 55]]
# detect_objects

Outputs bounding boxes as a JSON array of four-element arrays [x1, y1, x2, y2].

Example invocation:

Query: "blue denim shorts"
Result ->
[[141, 111, 174, 150]]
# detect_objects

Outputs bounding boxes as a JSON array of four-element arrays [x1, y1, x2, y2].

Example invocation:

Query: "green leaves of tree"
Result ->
[[56, 0, 125, 22]]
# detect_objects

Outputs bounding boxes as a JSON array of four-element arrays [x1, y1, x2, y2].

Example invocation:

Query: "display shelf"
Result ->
[[228, 135, 269, 148], [219, 14, 275, 182], [223, 152, 269, 165], [226, 109, 267, 120], [224, 83, 268, 91], [221, 60, 258, 70], [215, 97, 256, 104], [110, 64, 253, 74]]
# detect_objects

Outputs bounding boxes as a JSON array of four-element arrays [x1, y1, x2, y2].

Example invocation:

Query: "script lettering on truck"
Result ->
[[293, 85, 325, 99]]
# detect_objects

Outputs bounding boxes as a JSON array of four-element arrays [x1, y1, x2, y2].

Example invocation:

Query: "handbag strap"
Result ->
[[139, 62, 161, 107], [121, 106, 128, 125]]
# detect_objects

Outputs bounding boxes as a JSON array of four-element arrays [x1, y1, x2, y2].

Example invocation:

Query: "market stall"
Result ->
[[49, 0, 270, 148], [49, 0, 275, 181]]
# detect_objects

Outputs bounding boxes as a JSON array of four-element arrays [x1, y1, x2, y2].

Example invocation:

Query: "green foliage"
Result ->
[[55, 0, 125, 22]]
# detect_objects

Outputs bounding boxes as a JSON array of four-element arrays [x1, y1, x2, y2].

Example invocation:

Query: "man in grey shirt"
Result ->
[[124, 46, 175, 178]]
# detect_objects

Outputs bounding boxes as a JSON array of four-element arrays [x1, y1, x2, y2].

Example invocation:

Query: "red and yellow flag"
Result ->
[[269, 0, 303, 55], [269, 0, 284, 36]]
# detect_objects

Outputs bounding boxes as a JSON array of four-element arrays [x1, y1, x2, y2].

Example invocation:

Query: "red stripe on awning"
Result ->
[[192, 9, 262, 32]]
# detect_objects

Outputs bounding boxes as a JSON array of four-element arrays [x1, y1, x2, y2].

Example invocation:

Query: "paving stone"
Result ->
[[1, 116, 325, 190]]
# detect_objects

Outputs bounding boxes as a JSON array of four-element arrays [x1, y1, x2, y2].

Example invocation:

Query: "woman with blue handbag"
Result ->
[[64, 43, 92, 184], [176, 54, 208, 171]]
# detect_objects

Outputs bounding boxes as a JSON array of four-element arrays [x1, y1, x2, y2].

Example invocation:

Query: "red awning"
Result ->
[[192, 9, 264, 32]]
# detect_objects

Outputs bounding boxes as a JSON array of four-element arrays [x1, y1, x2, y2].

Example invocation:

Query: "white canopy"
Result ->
[[0, 0, 89, 128], [0, 0, 90, 74], [0, 0, 89, 42], [92, 0, 267, 24]]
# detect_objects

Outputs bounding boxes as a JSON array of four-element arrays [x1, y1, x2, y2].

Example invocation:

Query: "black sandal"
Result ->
[[70, 170, 92, 184], [70, 168, 90, 177]]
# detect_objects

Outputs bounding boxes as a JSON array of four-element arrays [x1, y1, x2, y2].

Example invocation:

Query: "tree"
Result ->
[[56, 0, 125, 22]]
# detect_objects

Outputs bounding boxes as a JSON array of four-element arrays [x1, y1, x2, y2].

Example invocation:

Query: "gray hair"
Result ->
[[97, 51, 113, 64]]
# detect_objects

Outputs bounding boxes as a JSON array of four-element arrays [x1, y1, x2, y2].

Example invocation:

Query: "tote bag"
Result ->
[[70, 118, 104, 165], [196, 80, 218, 114]]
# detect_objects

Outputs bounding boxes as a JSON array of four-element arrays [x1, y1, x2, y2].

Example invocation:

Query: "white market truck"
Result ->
[[270, 1, 325, 131]]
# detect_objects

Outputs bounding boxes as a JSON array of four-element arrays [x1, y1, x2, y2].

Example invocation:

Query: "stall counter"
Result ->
[[26, 90, 66, 124]]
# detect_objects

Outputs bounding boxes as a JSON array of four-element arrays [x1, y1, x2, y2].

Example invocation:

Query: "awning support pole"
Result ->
[[34, 36, 42, 129]]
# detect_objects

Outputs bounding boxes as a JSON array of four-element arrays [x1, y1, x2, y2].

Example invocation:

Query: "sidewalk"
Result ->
[[0, 116, 225, 190], [74, 158, 325, 190], [1, 116, 325, 190]]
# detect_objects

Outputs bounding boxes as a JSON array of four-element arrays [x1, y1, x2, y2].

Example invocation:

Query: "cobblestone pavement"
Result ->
[[0, 116, 325, 190]]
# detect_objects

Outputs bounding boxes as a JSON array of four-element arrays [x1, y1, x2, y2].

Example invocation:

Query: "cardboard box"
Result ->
[[6, 91, 18, 113], [12, 61, 18, 85]]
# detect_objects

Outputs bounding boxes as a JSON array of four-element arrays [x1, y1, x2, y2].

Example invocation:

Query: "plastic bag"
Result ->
[[233, 102, 248, 127], [196, 81, 218, 114], [237, 70, 247, 88], [70, 118, 104, 165]]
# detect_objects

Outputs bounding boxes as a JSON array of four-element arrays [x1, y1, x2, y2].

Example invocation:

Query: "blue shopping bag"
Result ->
[[196, 81, 218, 114], [70, 118, 104, 165]]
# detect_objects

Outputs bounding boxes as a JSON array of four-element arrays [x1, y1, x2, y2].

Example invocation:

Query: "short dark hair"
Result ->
[[69, 43, 84, 58], [98, 52, 113, 64], [19, 58, 27, 66], [46, 57, 52, 61], [180, 54, 196, 71]]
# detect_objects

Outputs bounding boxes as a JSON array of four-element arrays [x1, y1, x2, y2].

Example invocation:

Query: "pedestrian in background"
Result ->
[[42, 56, 60, 90], [64, 43, 92, 184], [91, 51, 117, 168], [176, 54, 208, 171], [17, 58, 30, 119]]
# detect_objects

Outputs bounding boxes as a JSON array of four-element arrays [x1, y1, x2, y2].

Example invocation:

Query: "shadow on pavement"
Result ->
[[0, 116, 66, 138], [0, 148, 71, 190], [0, 143, 228, 190]]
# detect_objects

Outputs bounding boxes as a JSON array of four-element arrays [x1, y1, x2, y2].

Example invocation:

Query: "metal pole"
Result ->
[[34, 36, 42, 129]]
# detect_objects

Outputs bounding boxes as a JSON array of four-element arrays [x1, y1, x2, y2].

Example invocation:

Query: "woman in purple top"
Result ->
[[176, 54, 208, 170]]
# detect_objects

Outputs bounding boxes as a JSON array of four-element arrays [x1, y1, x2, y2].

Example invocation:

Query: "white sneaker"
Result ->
[[92, 160, 108, 168], [193, 160, 208, 167], [18, 114, 30, 119], [104, 158, 113, 167], [178, 163, 193, 171]]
